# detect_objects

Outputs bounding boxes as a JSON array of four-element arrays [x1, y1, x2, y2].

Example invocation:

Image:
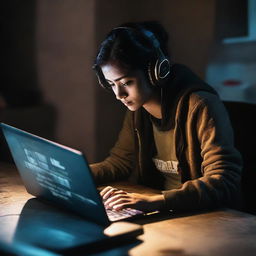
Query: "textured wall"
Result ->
[[162, 0, 216, 78], [1, 0, 216, 163], [36, 0, 96, 161]]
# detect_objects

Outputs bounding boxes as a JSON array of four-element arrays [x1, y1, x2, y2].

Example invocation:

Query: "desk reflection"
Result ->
[[12, 198, 141, 255]]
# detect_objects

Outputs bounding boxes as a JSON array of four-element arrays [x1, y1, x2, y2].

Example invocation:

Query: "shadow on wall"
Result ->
[[0, 0, 56, 162]]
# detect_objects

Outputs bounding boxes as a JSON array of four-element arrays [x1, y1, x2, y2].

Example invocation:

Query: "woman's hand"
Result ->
[[100, 186, 165, 212]]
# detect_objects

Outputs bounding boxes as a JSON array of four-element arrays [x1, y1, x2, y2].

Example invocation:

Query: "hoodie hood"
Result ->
[[151, 63, 218, 131]]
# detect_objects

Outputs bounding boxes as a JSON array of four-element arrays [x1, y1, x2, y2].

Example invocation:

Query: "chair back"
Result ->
[[224, 101, 256, 214]]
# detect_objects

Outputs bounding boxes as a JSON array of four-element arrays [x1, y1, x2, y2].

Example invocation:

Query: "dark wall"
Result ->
[[3, 0, 248, 164], [0, 0, 217, 163], [0, 0, 41, 106], [0, 1, 56, 162], [215, 0, 248, 41], [35, 0, 96, 162]]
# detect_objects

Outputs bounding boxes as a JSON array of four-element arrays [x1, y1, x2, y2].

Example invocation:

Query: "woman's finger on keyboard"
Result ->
[[108, 197, 134, 211], [104, 193, 129, 208], [100, 186, 126, 200], [100, 186, 115, 198], [109, 198, 130, 210]]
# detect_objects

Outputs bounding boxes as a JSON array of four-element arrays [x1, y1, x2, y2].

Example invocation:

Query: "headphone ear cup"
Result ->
[[148, 57, 171, 87], [157, 57, 171, 80]]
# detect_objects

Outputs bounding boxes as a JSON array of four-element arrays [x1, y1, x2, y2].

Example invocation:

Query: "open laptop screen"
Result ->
[[1, 123, 109, 226]]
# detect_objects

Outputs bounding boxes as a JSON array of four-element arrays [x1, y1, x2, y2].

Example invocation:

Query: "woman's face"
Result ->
[[101, 62, 154, 111]]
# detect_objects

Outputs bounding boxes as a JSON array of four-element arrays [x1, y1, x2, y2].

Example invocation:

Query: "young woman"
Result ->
[[91, 21, 242, 213]]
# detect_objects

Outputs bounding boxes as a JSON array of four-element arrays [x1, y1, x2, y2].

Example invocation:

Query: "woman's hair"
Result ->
[[94, 21, 170, 73]]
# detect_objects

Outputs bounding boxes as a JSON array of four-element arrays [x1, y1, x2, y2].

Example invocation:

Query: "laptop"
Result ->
[[0, 123, 144, 227]]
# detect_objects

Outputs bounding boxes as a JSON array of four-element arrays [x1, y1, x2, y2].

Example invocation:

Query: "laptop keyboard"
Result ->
[[106, 208, 143, 221]]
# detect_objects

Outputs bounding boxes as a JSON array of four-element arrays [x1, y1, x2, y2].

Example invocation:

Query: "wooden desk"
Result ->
[[1, 162, 256, 256]]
